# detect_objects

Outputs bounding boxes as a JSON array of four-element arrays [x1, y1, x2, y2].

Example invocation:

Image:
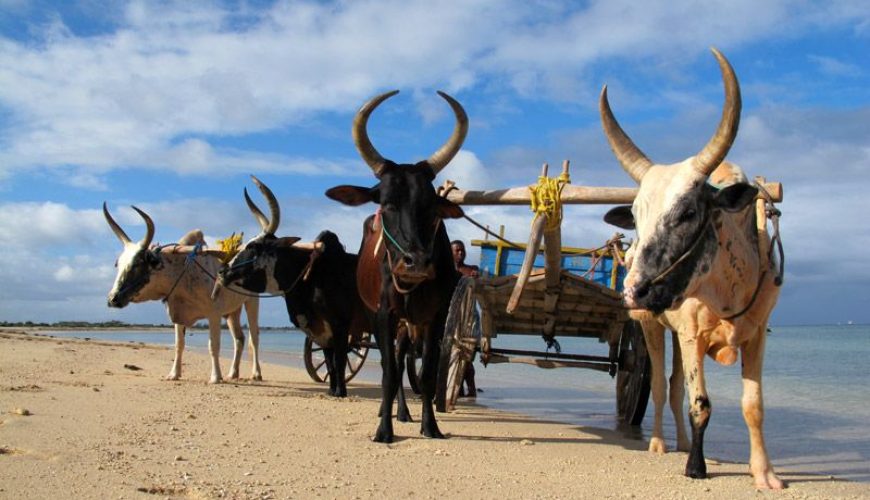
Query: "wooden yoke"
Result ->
[[445, 179, 782, 205]]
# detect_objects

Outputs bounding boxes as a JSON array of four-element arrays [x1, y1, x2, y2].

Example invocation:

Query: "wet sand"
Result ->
[[1, 328, 867, 499]]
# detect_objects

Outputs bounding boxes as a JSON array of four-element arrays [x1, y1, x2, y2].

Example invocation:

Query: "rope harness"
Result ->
[[162, 241, 203, 303], [642, 179, 785, 321], [373, 207, 445, 295], [719, 181, 786, 320], [206, 247, 321, 299]]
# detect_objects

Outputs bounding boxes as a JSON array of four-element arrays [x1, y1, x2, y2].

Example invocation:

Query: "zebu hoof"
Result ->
[[648, 437, 667, 454], [373, 426, 394, 443], [397, 408, 413, 423], [684, 460, 707, 479], [208, 376, 223, 384], [165, 373, 181, 381], [752, 466, 785, 489], [251, 373, 263, 381], [420, 425, 445, 439]]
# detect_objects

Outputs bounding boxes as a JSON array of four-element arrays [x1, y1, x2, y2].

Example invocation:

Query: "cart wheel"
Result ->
[[436, 276, 478, 412], [304, 331, 371, 384], [616, 320, 651, 426]]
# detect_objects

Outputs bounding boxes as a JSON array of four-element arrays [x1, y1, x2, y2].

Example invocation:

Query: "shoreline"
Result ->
[[1, 329, 867, 499]]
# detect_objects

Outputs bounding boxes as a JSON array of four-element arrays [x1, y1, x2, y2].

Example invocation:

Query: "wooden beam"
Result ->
[[445, 181, 782, 205]]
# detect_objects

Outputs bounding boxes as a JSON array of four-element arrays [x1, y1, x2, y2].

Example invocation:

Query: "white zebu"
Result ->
[[601, 49, 784, 489], [104, 203, 261, 383]]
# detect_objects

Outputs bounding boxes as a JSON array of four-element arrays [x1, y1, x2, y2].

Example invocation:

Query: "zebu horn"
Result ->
[[352, 90, 398, 177], [506, 213, 546, 314], [691, 47, 741, 177], [426, 91, 469, 175], [251, 175, 280, 235], [103, 202, 131, 245], [244, 187, 269, 233], [130, 206, 155, 249], [599, 85, 653, 184], [244, 176, 280, 235]]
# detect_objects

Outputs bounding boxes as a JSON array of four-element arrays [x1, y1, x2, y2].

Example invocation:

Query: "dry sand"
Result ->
[[1, 328, 867, 500]]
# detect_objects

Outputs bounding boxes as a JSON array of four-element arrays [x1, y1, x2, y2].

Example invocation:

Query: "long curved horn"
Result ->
[[426, 91, 469, 175], [250, 175, 280, 235], [691, 47, 741, 177], [130, 206, 154, 248], [244, 187, 269, 233], [599, 86, 653, 183], [352, 90, 399, 177], [103, 202, 131, 245]]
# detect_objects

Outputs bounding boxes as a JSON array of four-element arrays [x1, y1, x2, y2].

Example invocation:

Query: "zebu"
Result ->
[[326, 90, 465, 442], [104, 204, 261, 383], [601, 48, 784, 489]]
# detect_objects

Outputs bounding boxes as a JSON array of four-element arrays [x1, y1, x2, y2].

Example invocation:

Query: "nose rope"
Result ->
[[111, 244, 171, 300], [648, 215, 714, 286], [375, 207, 444, 295], [227, 257, 257, 270]]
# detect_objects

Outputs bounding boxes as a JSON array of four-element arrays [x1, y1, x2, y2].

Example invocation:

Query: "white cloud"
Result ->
[[1, 0, 867, 183]]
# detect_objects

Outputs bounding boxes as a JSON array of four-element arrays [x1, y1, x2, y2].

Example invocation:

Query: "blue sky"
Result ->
[[0, 0, 868, 326]]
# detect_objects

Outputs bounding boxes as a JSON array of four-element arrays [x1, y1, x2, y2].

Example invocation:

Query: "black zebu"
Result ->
[[218, 176, 368, 398], [326, 90, 466, 443]]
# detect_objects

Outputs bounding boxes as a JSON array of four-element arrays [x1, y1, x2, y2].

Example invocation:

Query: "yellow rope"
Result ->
[[216, 232, 244, 265], [528, 171, 570, 230]]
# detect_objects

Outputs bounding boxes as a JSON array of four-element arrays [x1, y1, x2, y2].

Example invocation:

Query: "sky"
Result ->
[[0, 0, 868, 327]]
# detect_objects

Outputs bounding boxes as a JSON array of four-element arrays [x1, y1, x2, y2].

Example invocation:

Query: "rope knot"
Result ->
[[529, 170, 570, 231]]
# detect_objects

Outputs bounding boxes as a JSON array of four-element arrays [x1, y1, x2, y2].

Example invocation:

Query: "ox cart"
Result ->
[[435, 232, 650, 425]]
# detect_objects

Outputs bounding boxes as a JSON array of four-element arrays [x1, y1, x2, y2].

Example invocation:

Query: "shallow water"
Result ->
[[45, 324, 870, 482]]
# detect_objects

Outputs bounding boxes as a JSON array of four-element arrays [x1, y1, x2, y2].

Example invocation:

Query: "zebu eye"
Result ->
[[678, 208, 697, 224]]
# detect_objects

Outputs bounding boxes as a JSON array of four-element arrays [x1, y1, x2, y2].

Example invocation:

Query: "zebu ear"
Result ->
[[435, 197, 464, 219], [275, 237, 302, 248], [325, 185, 379, 206], [604, 205, 635, 230], [712, 183, 758, 213]]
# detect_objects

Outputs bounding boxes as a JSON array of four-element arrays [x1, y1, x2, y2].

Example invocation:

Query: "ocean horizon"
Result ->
[[41, 323, 870, 483]]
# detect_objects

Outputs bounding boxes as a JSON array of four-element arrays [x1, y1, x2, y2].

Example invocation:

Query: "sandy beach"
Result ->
[[1, 328, 867, 499]]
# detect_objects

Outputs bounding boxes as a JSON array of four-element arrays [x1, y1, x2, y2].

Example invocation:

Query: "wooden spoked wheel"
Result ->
[[615, 320, 651, 426], [436, 277, 478, 412], [303, 331, 371, 384]]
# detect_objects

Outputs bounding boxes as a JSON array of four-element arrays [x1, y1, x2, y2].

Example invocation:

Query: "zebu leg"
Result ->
[[226, 309, 244, 380], [670, 329, 690, 452], [323, 347, 338, 396], [741, 327, 784, 489], [680, 332, 710, 479], [641, 319, 668, 453], [373, 309, 398, 443], [245, 299, 262, 381], [207, 316, 223, 384], [395, 334, 413, 422], [419, 317, 446, 439], [332, 323, 349, 398], [166, 324, 186, 380]]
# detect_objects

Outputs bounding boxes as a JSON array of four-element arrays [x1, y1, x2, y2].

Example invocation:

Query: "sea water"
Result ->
[[45, 324, 870, 482]]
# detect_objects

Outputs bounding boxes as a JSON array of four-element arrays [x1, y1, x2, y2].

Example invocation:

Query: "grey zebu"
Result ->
[[601, 49, 784, 489], [104, 204, 261, 383]]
